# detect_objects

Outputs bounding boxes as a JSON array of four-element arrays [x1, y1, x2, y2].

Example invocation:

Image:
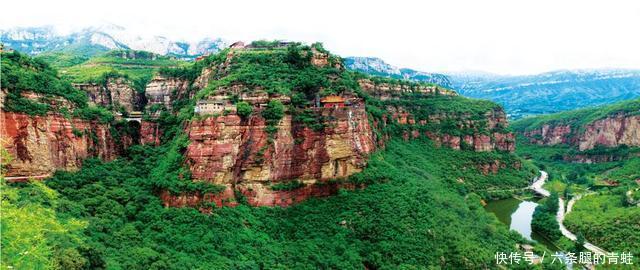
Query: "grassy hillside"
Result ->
[[40, 49, 186, 85]]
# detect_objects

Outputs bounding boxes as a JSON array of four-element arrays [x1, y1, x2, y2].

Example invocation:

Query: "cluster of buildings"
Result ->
[[194, 91, 290, 115], [192, 40, 356, 116], [194, 92, 360, 116]]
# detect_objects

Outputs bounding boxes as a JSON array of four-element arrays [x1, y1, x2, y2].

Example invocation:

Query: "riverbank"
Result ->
[[530, 171, 607, 255]]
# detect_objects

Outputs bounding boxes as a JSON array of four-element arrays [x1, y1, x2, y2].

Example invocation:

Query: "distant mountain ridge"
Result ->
[[0, 24, 226, 58], [343, 56, 640, 119], [4, 25, 640, 119], [447, 69, 640, 118], [344, 57, 452, 88]]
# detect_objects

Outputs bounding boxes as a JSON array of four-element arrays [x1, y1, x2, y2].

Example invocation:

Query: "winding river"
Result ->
[[484, 171, 606, 269]]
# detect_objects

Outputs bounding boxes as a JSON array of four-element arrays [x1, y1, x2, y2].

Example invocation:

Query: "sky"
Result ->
[[1, 0, 640, 75]]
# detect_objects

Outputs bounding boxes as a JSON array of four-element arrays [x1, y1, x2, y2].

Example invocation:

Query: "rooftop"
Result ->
[[320, 95, 345, 103]]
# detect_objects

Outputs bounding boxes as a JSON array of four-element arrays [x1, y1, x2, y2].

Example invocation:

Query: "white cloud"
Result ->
[[1, 0, 639, 75]]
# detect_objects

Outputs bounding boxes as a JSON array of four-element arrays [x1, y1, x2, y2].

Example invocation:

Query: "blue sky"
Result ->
[[2, 0, 640, 75]]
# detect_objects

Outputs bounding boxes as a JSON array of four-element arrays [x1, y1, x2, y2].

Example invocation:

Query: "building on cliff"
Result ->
[[320, 95, 346, 108], [195, 100, 236, 115]]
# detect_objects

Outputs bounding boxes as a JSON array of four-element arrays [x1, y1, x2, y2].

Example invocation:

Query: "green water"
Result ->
[[485, 198, 559, 251]]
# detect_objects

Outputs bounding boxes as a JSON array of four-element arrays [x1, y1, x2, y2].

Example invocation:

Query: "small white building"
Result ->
[[195, 100, 236, 115]]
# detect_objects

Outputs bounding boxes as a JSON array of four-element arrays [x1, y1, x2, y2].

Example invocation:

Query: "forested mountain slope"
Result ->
[[1, 43, 553, 269]]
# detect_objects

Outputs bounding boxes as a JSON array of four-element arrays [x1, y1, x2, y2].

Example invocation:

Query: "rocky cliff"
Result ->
[[358, 78, 456, 100], [144, 75, 190, 111], [382, 105, 515, 152], [520, 113, 640, 151], [175, 104, 375, 207], [157, 45, 522, 208], [163, 98, 516, 207], [74, 77, 141, 112], [1, 112, 117, 178]]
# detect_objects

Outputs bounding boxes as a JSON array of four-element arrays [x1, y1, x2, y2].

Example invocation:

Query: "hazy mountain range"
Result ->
[[344, 57, 640, 119], [447, 69, 640, 118], [3, 25, 639, 118], [0, 24, 226, 58]]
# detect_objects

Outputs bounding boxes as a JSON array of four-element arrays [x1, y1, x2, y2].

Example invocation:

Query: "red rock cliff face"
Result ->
[[385, 106, 515, 152], [1, 112, 117, 178], [140, 121, 162, 146], [522, 114, 640, 151], [168, 104, 375, 207], [577, 115, 640, 150]]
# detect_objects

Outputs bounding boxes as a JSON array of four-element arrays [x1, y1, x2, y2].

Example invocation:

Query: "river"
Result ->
[[484, 197, 559, 251]]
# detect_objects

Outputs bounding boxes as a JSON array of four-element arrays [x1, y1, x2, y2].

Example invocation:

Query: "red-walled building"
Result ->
[[320, 95, 346, 108]]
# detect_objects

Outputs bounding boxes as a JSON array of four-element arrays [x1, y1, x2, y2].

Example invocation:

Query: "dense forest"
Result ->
[[2, 139, 555, 269]]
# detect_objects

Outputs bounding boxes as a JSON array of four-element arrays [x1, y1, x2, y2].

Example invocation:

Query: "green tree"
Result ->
[[261, 100, 285, 124], [236, 101, 253, 118]]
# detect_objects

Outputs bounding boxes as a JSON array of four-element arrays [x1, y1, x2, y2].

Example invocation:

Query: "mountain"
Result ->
[[448, 69, 640, 119], [0, 24, 227, 58], [344, 56, 640, 119], [513, 98, 640, 151], [2, 44, 540, 269], [344, 57, 452, 88]]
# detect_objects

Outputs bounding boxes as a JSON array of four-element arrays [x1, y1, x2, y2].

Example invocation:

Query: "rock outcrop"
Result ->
[[358, 79, 457, 100], [385, 106, 515, 152], [577, 115, 640, 151], [164, 103, 375, 207], [74, 77, 140, 112], [140, 121, 162, 146], [522, 114, 640, 151], [1, 112, 117, 178], [144, 75, 190, 111]]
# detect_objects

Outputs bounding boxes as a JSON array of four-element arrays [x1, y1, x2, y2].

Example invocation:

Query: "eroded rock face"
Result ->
[[144, 75, 190, 111], [358, 79, 457, 100], [523, 124, 573, 145], [166, 104, 375, 207], [387, 106, 515, 152], [140, 121, 162, 146], [190, 106, 374, 181], [521, 114, 640, 151], [74, 77, 138, 112], [577, 115, 640, 151], [310, 48, 330, 68], [165, 97, 518, 207], [1, 112, 117, 177]]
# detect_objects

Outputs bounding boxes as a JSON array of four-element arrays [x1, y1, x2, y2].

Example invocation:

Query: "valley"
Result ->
[[512, 100, 640, 258], [1, 37, 638, 269]]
